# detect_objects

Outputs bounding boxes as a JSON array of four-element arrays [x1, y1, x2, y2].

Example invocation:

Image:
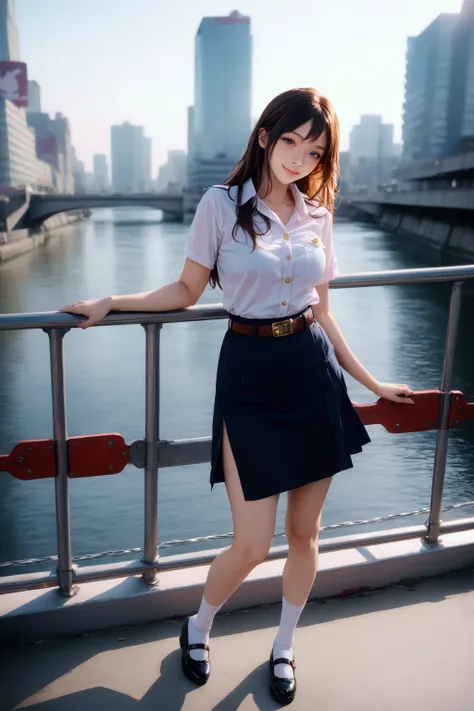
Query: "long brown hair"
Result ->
[[209, 88, 340, 289]]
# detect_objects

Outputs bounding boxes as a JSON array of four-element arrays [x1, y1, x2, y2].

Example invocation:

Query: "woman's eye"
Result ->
[[310, 152, 321, 159], [282, 137, 293, 145]]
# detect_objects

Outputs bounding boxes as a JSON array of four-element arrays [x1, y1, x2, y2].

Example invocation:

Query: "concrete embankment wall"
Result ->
[[345, 204, 474, 261], [393, 212, 474, 259], [0, 211, 87, 264]]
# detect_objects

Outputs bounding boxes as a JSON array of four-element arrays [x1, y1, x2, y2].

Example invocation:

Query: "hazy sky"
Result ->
[[17, 0, 463, 174]]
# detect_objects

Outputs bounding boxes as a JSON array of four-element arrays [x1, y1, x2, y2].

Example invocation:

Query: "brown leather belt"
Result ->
[[229, 308, 314, 338]]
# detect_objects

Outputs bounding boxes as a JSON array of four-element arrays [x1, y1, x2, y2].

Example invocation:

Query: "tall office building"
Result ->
[[141, 136, 152, 192], [445, 0, 474, 154], [0, 0, 54, 190], [193, 10, 251, 161], [26, 111, 74, 193], [186, 10, 251, 212], [0, 99, 53, 188], [348, 116, 398, 190], [26, 112, 64, 191], [51, 112, 73, 193], [111, 122, 152, 192], [402, 2, 474, 161], [72, 147, 86, 194], [26, 80, 41, 112], [93, 154, 108, 192], [156, 149, 187, 193], [0, 0, 20, 61]]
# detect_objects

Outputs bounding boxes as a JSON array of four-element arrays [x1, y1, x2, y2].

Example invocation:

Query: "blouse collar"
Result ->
[[228, 178, 311, 221]]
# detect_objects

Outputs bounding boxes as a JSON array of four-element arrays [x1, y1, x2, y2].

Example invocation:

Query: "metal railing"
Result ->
[[1, 264, 474, 597]]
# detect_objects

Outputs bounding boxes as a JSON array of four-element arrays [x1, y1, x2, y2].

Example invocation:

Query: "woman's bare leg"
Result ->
[[204, 422, 279, 604], [187, 422, 279, 661], [283, 476, 333, 605], [270, 476, 333, 679]]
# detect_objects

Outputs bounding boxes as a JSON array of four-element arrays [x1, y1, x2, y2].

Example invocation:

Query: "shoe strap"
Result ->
[[272, 657, 296, 670], [187, 643, 210, 652]]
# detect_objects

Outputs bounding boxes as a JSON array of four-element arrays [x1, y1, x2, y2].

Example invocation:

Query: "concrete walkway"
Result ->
[[1, 569, 473, 711]]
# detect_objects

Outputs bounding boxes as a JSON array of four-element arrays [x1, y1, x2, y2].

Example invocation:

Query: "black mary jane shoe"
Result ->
[[269, 651, 296, 706], [179, 618, 210, 686]]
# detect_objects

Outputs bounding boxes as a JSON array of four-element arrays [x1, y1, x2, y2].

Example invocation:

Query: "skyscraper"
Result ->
[[348, 116, 398, 190], [141, 136, 152, 192], [445, 0, 474, 154], [111, 122, 152, 192], [193, 10, 251, 161], [25, 111, 75, 193], [0, 98, 53, 189], [93, 154, 108, 192], [156, 149, 187, 193], [186, 10, 252, 214], [402, 2, 474, 161], [0, 0, 20, 61], [26, 80, 41, 113], [51, 112, 74, 193], [0, 0, 54, 190]]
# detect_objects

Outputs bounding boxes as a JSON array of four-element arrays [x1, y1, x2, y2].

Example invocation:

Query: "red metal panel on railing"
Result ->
[[0, 434, 130, 480], [356, 390, 442, 432], [68, 434, 130, 478], [1, 390, 473, 480], [449, 392, 474, 428], [358, 390, 474, 431], [0, 439, 56, 480]]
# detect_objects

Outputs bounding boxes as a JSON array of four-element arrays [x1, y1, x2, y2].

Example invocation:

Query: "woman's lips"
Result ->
[[283, 165, 299, 176]]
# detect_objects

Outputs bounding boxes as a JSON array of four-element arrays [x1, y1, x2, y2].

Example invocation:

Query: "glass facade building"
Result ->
[[0, 0, 20, 62], [0, 98, 53, 189], [0, 0, 53, 190], [186, 10, 252, 208], [111, 122, 152, 193], [403, 2, 474, 161]]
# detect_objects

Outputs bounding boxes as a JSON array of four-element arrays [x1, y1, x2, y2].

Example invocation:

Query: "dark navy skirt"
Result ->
[[210, 308, 371, 501]]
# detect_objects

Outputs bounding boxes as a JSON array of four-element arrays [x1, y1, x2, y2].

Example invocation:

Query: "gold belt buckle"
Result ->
[[272, 318, 294, 337]]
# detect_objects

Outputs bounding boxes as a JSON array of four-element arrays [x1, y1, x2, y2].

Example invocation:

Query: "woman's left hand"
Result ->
[[375, 382, 415, 404]]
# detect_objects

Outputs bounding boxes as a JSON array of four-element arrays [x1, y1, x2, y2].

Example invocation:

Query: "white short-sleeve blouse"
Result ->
[[186, 178, 339, 319]]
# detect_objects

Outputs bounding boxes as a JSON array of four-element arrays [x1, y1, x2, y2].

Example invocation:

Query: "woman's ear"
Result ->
[[258, 128, 268, 149]]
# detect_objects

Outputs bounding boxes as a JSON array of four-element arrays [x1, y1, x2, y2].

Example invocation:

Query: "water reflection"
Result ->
[[0, 211, 472, 573]]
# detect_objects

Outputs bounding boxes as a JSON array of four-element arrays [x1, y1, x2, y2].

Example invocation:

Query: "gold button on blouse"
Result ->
[[286, 255, 292, 261], [312, 237, 320, 245], [283, 233, 289, 240], [285, 277, 291, 284], [281, 301, 287, 306]]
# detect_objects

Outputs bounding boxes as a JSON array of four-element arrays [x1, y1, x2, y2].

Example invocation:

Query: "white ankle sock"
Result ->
[[188, 596, 223, 661], [273, 597, 305, 680]]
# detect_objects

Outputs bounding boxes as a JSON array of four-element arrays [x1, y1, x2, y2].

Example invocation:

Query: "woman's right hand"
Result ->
[[59, 296, 113, 329]]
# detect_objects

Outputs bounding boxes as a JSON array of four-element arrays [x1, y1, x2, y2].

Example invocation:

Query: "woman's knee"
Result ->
[[232, 538, 272, 569], [286, 520, 321, 552]]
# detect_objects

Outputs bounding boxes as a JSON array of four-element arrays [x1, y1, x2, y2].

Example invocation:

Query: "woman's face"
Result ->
[[259, 120, 327, 185]]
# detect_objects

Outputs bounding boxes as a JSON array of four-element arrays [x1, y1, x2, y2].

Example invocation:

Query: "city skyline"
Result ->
[[16, 0, 463, 173]]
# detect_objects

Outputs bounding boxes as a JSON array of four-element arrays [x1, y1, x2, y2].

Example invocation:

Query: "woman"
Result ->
[[61, 88, 414, 705]]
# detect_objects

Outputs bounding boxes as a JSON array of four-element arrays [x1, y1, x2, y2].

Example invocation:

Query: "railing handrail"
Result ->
[[1, 263, 474, 597], [1, 264, 473, 331]]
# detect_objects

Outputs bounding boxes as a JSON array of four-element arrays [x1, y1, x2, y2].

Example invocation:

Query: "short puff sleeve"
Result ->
[[185, 188, 222, 270], [315, 211, 339, 285]]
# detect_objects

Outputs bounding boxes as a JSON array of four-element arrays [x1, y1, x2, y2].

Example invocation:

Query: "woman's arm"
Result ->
[[60, 258, 211, 329], [110, 258, 210, 311], [311, 283, 414, 404]]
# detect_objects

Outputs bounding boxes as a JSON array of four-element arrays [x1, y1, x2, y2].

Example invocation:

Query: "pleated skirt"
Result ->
[[210, 308, 371, 501]]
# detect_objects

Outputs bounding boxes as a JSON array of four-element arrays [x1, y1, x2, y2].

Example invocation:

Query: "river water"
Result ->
[[0, 209, 473, 574]]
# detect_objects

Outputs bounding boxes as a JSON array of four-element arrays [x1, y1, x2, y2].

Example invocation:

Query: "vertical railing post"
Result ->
[[46, 327, 76, 596], [426, 281, 463, 544], [141, 322, 162, 584]]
